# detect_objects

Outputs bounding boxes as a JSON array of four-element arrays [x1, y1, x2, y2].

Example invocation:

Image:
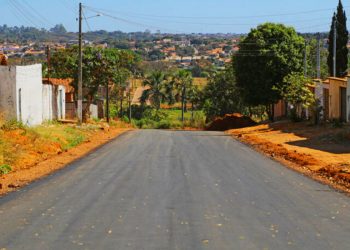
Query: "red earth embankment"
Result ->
[[206, 113, 257, 131], [0, 124, 131, 196]]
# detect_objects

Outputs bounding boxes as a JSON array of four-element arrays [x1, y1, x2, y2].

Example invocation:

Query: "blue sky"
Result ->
[[0, 0, 347, 33]]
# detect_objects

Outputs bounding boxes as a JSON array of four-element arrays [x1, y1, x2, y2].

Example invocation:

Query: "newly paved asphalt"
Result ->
[[1, 130, 350, 250]]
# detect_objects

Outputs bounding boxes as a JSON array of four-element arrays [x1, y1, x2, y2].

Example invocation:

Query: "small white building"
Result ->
[[42, 78, 66, 121], [0, 64, 43, 126], [0, 64, 66, 126]]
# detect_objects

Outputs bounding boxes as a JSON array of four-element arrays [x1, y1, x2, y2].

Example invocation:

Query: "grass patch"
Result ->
[[1, 119, 25, 131], [0, 117, 130, 172], [0, 164, 12, 175], [132, 108, 206, 129], [32, 125, 88, 151]]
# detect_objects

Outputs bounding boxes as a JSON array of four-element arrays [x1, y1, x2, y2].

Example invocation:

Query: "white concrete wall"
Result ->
[[57, 85, 66, 120], [16, 64, 43, 126], [1, 64, 66, 125], [42, 84, 53, 121], [42, 84, 66, 121], [0, 66, 17, 120], [89, 104, 98, 119]]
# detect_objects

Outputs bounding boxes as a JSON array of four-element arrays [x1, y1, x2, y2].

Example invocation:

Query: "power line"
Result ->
[[57, 0, 77, 16], [6, 1, 28, 26], [82, 6, 345, 20], [21, 0, 54, 26], [84, 6, 186, 33], [84, 4, 344, 34], [89, 10, 333, 27], [13, 0, 48, 26], [8, 0, 40, 27], [82, 10, 92, 32], [295, 23, 331, 31]]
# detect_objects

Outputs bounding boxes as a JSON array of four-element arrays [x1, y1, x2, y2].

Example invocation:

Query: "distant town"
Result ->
[[0, 24, 244, 73]]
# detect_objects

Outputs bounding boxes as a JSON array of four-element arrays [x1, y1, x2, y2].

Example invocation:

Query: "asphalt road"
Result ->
[[1, 130, 350, 250]]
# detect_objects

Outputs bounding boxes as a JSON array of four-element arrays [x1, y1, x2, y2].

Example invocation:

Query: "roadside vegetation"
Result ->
[[130, 108, 206, 129], [0, 118, 130, 177], [123, 23, 320, 128], [45, 21, 333, 130]]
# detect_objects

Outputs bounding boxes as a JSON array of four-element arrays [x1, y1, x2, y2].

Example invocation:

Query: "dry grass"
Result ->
[[0, 119, 132, 173], [0, 124, 131, 195]]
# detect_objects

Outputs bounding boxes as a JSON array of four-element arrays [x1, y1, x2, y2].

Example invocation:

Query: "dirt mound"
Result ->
[[206, 113, 257, 131]]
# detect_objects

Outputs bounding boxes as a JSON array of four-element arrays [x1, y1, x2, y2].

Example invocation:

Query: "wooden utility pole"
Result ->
[[128, 85, 132, 123], [333, 18, 337, 77], [46, 45, 51, 82], [106, 81, 110, 123], [78, 2, 83, 124], [119, 80, 123, 118], [316, 33, 321, 79]]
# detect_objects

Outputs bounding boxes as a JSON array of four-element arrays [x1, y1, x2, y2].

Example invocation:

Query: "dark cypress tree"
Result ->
[[328, 0, 349, 77]]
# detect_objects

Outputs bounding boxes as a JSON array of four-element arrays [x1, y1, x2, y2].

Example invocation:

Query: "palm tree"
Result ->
[[187, 85, 201, 121], [174, 70, 193, 123], [141, 71, 166, 110], [164, 77, 176, 106]]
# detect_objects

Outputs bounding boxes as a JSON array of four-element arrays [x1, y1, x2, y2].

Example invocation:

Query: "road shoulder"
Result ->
[[0, 127, 132, 196], [227, 122, 350, 194]]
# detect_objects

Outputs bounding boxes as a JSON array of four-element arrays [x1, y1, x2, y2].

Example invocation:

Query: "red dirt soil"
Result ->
[[206, 113, 257, 131], [228, 122, 350, 193]]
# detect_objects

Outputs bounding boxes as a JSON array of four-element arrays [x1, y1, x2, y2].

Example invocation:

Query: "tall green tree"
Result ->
[[173, 70, 193, 122], [274, 72, 315, 121], [187, 85, 201, 120], [234, 23, 304, 120], [202, 65, 244, 120], [164, 78, 177, 106], [327, 0, 348, 77], [306, 38, 329, 79], [50, 46, 136, 120], [141, 71, 167, 110]]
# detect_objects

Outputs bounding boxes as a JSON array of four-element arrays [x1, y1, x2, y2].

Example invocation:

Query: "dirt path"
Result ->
[[227, 122, 350, 193], [0, 128, 131, 196]]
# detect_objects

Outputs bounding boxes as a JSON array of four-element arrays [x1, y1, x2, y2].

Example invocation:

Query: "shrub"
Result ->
[[170, 120, 183, 129], [132, 118, 156, 129], [143, 109, 168, 122], [129, 105, 151, 120], [157, 120, 171, 129], [1, 119, 25, 131], [109, 103, 118, 119], [122, 116, 130, 123], [0, 164, 12, 175], [62, 127, 86, 150], [191, 111, 206, 128]]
